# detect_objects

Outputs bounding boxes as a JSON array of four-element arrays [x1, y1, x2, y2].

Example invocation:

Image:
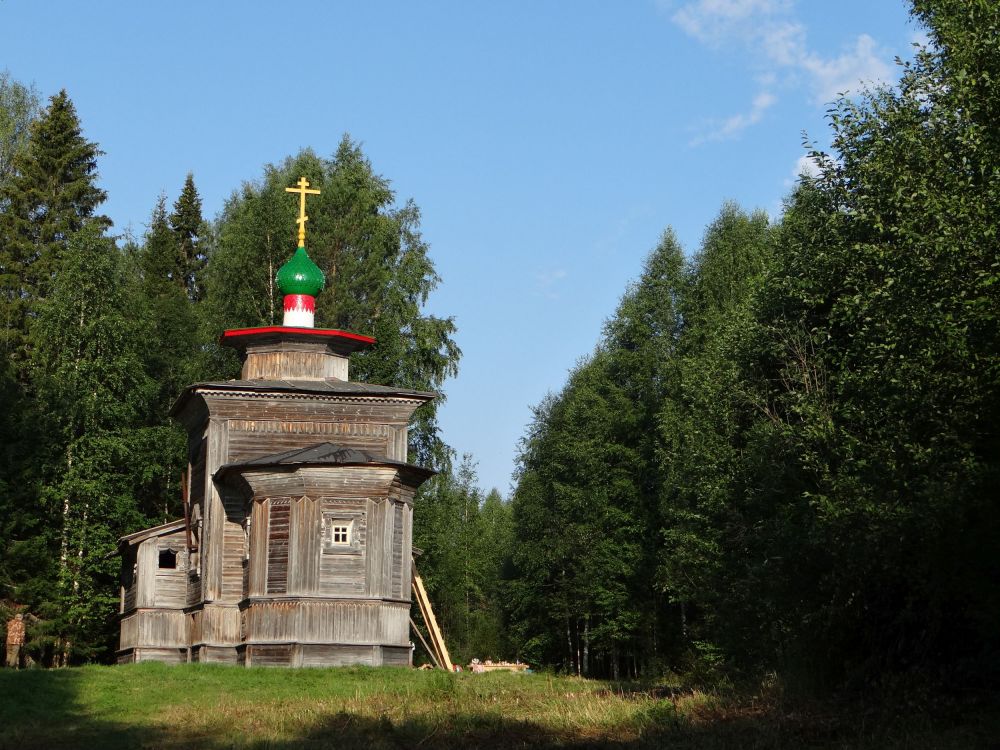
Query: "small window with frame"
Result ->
[[323, 513, 363, 554], [330, 523, 351, 545]]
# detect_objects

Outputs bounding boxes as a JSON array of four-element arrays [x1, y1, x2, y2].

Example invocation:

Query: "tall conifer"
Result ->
[[169, 172, 204, 301], [0, 89, 108, 368]]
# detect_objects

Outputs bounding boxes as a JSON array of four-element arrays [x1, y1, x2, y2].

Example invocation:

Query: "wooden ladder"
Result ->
[[411, 563, 453, 671]]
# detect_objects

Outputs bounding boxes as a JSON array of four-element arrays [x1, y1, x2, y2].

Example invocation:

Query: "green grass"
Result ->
[[0, 664, 996, 749]]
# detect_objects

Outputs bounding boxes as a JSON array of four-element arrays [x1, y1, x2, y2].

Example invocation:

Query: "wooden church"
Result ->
[[116, 178, 436, 667]]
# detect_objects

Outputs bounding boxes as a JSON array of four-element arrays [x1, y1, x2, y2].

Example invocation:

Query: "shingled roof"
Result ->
[[215, 442, 436, 482]]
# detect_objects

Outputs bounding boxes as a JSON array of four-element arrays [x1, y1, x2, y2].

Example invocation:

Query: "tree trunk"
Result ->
[[268, 253, 275, 324], [565, 614, 574, 675], [582, 614, 590, 677], [575, 619, 581, 677]]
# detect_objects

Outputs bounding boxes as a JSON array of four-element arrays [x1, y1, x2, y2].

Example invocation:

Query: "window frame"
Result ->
[[322, 511, 364, 554]]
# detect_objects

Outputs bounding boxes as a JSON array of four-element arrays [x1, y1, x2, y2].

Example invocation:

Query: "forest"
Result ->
[[1, 0, 998, 700]]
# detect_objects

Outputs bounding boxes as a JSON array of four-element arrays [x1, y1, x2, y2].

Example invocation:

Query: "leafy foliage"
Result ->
[[0, 71, 39, 190], [509, 0, 1000, 691], [412, 457, 513, 664]]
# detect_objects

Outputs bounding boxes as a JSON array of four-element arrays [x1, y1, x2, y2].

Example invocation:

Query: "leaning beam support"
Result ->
[[411, 564, 453, 671]]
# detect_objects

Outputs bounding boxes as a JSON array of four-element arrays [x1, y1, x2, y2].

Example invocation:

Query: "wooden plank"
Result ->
[[409, 616, 441, 669], [203, 419, 228, 601], [289, 495, 320, 594], [136, 541, 156, 609], [412, 564, 453, 671], [221, 491, 247, 602], [391, 503, 405, 598], [402, 505, 412, 600], [249, 500, 269, 596]]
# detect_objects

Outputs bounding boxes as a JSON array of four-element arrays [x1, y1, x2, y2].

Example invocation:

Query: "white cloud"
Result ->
[[534, 268, 568, 299], [759, 21, 807, 66], [785, 154, 822, 186], [691, 90, 777, 146], [800, 34, 892, 103], [669, 0, 896, 119], [794, 153, 821, 178], [671, 0, 792, 44]]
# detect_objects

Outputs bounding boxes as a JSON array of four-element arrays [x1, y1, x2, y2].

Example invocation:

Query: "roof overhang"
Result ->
[[219, 326, 375, 356], [115, 518, 186, 553]]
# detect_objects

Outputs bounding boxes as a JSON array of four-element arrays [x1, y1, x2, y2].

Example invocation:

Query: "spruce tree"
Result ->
[[136, 195, 198, 418], [0, 89, 108, 369], [169, 172, 205, 301]]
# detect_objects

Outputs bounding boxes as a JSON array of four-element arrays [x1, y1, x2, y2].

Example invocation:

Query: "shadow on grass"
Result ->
[[1, 667, 997, 750], [0, 667, 148, 750]]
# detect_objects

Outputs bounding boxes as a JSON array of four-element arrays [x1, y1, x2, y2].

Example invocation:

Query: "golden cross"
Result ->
[[285, 176, 321, 247]]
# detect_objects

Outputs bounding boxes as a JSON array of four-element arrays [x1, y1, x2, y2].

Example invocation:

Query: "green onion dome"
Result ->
[[276, 246, 325, 296]]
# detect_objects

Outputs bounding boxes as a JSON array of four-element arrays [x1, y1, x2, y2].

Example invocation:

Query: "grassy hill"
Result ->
[[0, 664, 995, 749]]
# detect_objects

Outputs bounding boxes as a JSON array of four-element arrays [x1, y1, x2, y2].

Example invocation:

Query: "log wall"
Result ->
[[242, 599, 410, 645]]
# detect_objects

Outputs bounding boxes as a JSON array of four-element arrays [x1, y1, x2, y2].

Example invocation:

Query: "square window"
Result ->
[[331, 525, 350, 545], [322, 509, 364, 554]]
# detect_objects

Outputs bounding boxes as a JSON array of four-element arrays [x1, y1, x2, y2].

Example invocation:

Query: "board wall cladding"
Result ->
[[266, 500, 290, 594], [201, 395, 424, 426], [391, 503, 406, 599], [186, 563, 202, 608], [299, 644, 377, 667], [122, 547, 138, 613], [119, 612, 138, 651], [195, 604, 242, 645], [193, 645, 239, 664], [242, 643, 380, 668], [242, 350, 348, 381], [382, 645, 413, 667], [288, 495, 321, 594], [117, 609, 187, 651], [241, 599, 410, 645], [153, 533, 189, 608], [227, 420, 394, 456], [136, 647, 188, 664]]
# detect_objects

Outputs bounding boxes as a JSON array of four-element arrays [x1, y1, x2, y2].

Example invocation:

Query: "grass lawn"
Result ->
[[0, 664, 996, 749]]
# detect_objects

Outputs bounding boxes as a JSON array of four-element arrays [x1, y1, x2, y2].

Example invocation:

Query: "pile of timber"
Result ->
[[469, 659, 529, 673]]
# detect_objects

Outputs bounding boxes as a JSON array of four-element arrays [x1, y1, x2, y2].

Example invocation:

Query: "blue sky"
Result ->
[[1, 1, 924, 494]]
